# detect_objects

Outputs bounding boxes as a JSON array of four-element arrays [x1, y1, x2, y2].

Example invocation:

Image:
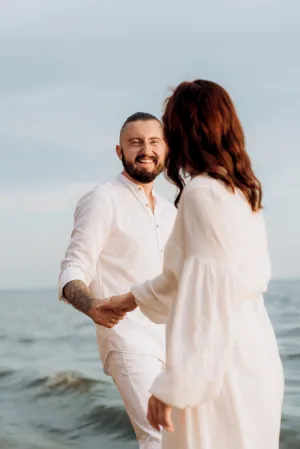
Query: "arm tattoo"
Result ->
[[63, 280, 95, 315]]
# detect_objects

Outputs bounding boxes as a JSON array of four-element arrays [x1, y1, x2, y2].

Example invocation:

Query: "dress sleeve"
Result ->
[[137, 182, 240, 408]]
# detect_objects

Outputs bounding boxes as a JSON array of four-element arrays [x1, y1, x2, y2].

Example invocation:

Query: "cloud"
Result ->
[[0, 181, 96, 214], [0, 84, 110, 151], [1, 0, 298, 98]]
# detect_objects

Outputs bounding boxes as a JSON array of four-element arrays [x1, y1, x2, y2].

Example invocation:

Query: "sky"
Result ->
[[0, 0, 299, 289]]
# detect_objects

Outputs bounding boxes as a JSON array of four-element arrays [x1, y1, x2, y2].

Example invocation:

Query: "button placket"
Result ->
[[153, 212, 163, 264], [136, 186, 151, 210], [129, 183, 163, 262]]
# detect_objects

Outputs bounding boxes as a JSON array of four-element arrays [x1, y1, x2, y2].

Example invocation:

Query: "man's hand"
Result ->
[[147, 395, 174, 433], [62, 280, 126, 328], [89, 300, 126, 328]]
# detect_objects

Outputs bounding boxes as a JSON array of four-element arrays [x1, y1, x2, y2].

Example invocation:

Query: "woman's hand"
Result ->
[[99, 292, 137, 313], [147, 395, 174, 433]]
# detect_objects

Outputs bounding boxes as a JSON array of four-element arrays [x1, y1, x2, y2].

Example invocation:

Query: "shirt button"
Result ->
[[145, 204, 149, 207]]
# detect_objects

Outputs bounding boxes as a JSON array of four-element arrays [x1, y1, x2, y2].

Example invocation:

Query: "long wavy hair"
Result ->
[[162, 80, 262, 211]]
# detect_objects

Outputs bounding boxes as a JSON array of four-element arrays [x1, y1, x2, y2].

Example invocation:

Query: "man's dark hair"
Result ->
[[120, 112, 160, 133]]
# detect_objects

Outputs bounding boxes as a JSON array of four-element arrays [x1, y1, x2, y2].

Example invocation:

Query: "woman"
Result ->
[[104, 80, 284, 448]]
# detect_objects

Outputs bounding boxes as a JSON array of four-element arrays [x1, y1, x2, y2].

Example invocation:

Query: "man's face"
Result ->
[[117, 120, 167, 183]]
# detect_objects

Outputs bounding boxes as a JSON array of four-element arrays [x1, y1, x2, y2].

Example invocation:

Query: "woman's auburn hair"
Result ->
[[162, 79, 262, 211]]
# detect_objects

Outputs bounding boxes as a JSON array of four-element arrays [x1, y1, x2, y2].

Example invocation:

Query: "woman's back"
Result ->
[[184, 175, 271, 300], [184, 176, 281, 368]]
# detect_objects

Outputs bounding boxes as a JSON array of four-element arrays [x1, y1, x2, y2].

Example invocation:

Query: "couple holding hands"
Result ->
[[59, 79, 283, 449]]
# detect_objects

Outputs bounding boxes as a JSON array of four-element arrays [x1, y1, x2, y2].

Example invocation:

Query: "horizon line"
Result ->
[[0, 277, 299, 293]]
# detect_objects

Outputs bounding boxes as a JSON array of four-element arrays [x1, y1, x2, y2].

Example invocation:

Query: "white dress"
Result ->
[[131, 175, 284, 449]]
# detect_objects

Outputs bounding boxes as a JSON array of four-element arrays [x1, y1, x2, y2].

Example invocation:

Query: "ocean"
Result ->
[[0, 280, 299, 449]]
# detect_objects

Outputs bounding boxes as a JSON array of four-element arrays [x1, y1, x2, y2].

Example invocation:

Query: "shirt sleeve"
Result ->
[[133, 182, 240, 408], [58, 187, 113, 301]]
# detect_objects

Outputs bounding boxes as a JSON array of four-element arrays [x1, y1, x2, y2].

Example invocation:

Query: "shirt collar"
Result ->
[[117, 173, 158, 198]]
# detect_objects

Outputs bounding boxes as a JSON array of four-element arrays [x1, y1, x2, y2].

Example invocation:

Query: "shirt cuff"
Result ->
[[58, 266, 87, 301]]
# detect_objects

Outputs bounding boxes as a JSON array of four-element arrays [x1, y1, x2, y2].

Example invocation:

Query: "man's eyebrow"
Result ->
[[128, 137, 143, 142], [127, 136, 162, 142]]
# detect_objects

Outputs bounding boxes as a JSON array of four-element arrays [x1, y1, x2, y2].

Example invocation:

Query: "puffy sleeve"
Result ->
[[132, 182, 240, 408]]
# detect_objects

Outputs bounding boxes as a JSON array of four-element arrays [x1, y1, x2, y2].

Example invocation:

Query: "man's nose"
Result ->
[[142, 141, 153, 153]]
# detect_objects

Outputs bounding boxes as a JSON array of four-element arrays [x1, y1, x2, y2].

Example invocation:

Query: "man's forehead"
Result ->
[[121, 120, 163, 140]]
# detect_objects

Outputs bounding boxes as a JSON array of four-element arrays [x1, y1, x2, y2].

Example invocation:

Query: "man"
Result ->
[[58, 112, 177, 449]]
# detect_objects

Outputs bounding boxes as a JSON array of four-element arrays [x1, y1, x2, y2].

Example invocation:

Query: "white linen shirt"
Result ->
[[58, 174, 177, 373]]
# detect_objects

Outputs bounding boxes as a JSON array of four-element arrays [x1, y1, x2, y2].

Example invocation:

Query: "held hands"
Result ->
[[88, 299, 126, 328], [102, 292, 137, 314], [147, 395, 174, 433], [89, 293, 137, 329]]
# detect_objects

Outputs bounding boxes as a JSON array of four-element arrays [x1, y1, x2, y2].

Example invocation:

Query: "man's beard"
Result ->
[[121, 153, 164, 184]]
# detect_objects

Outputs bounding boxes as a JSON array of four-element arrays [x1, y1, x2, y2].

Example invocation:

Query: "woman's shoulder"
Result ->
[[183, 175, 223, 198], [181, 175, 242, 216]]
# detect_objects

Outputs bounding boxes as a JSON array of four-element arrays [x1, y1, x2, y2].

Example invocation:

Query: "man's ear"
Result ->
[[116, 145, 122, 161]]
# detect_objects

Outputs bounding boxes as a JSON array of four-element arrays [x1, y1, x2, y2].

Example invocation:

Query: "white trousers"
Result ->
[[106, 351, 164, 449]]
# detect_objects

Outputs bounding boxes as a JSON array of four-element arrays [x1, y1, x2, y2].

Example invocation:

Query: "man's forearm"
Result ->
[[63, 280, 95, 315]]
